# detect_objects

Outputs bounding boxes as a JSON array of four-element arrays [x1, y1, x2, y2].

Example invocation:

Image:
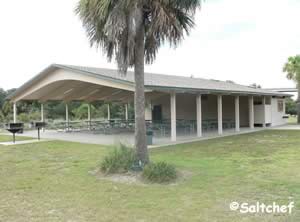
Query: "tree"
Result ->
[[285, 97, 297, 116], [0, 88, 7, 109], [76, 0, 202, 164], [283, 55, 300, 123]]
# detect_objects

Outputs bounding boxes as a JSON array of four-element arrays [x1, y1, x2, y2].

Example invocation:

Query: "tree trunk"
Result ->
[[134, 8, 149, 164], [297, 83, 300, 124]]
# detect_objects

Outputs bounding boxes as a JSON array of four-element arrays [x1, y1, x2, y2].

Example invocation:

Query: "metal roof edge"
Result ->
[[146, 85, 293, 97]]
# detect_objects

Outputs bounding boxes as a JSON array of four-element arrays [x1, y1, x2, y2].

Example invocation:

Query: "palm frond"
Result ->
[[76, 0, 202, 71], [283, 55, 300, 83]]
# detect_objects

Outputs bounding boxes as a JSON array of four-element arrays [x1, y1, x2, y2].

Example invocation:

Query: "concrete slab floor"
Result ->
[[8, 127, 265, 147]]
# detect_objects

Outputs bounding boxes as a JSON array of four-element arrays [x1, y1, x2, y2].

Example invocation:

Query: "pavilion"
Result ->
[[7, 64, 290, 145]]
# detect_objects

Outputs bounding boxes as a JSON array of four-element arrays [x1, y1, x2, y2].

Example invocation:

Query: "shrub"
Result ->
[[100, 144, 136, 174], [142, 162, 177, 183]]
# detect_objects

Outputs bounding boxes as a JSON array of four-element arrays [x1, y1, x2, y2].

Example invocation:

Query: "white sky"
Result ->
[[0, 0, 299, 90]]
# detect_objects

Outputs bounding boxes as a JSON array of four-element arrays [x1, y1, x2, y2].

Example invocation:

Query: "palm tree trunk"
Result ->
[[134, 8, 149, 164], [297, 83, 300, 124]]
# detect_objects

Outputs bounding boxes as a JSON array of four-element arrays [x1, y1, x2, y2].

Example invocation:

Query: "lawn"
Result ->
[[288, 115, 298, 124], [0, 134, 33, 142], [0, 130, 300, 221]]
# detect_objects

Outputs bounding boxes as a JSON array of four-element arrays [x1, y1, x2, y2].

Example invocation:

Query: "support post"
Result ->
[[125, 103, 129, 121], [249, 96, 254, 129], [41, 103, 44, 122], [235, 96, 240, 132], [13, 102, 17, 123], [65, 103, 69, 131], [170, 92, 177, 142], [87, 103, 91, 130], [217, 95, 223, 135], [41, 103, 45, 132], [107, 104, 111, 121], [196, 94, 202, 137], [262, 96, 266, 128]]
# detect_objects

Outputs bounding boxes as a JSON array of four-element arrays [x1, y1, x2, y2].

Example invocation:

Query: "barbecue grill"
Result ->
[[31, 122, 46, 140], [5, 123, 24, 143]]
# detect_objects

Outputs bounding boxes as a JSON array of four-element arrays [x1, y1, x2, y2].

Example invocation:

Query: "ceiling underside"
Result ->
[[20, 80, 168, 103]]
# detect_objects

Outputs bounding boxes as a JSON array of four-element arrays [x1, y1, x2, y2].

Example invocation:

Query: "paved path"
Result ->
[[272, 124, 300, 130], [0, 139, 50, 146]]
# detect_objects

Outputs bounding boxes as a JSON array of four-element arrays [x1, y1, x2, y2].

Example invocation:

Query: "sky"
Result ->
[[0, 0, 300, 90]]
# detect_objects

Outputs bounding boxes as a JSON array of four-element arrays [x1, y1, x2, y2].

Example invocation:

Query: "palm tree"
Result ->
[[76, 0, 202, 164], [283, 55, 300, 124]]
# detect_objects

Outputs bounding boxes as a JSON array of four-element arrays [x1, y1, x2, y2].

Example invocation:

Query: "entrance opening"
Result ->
[[152, 105, 162, 123]]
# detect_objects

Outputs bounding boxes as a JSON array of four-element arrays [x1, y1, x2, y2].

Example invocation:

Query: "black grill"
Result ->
[[31, 122, 46, 128], [31, 122, 46, 140], [5, 123, 24, 143]]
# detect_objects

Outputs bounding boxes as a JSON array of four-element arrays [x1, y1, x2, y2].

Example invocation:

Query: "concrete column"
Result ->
[[283, 97, 286, 114], [13, 102, 17, 123], [249, 96, 254, 129], [87, 103, 91, 130], [235, 96, 240, 132], [196, 94, 202, 137], [262, 96, 266, 128], [125, 103, 129, 121], [217, 95, 223, 135], [170, 92, 177, 142], [87, 104, 91, 121], [65, 103, 69, 130], [41, 103, 44, 122], [107, 104, 111, 121]]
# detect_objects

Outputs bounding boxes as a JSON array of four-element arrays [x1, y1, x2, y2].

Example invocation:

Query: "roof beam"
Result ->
[[64, 85, 104, 101], [38, 81, 80, 101], [119, 93, 135, 103], [105, 91, 133, 102], [145, 91, 168, 101], [86, 88, 119, 102]]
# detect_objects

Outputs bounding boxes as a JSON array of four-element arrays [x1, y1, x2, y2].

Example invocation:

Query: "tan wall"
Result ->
[[271, 97, 287, 126], [149, 93, 249, 126], [239, 96, 250, 127]]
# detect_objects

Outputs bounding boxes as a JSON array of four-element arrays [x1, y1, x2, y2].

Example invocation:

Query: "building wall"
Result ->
[[271, 97, 287, 126], [254, 105, 272, 124], [239, 96, 250, 127], [148, 93, 249, 127]]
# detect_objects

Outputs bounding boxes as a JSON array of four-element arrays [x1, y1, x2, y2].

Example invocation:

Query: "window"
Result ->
[[278, 100, 284, 112]]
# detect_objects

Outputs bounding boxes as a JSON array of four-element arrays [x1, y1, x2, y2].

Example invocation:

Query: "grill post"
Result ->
[[38, 128, 40, 140], [31, 122, 46, 140], [5, 123, 24, 144]]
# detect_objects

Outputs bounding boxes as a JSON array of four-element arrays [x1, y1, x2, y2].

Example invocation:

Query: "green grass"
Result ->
[[0, 130, 300, 221], [0, 134, 33, 142], [288, 115, 298, 124]]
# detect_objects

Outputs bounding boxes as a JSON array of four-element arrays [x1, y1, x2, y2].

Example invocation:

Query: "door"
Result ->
[[152, 105, 162, 122]]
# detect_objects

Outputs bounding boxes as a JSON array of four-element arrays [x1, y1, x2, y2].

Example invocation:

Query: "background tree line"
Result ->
[[0, 87, 134, 124]]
